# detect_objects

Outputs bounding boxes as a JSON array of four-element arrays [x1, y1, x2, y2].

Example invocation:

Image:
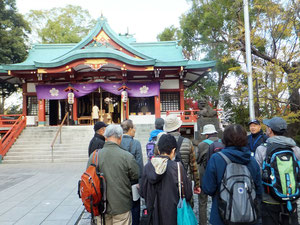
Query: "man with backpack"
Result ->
[[202, 124, 262, 225], [255, 117, 300, 225], [146, 118, 164, 160], [196, 124, 223, 225], [87, 124, 139, 225], [163, 114, 200, 194], [247, 119, 268, 155]]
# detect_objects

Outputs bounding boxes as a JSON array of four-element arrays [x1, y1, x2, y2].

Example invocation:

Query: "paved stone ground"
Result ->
[[77, 194, 300, 225], [76, 194, 212, 225], [0, 162, 86, 225]]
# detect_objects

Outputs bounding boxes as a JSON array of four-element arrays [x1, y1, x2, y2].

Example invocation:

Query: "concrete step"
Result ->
[[1, 158, 87, 164], [7, 149, 87, 155], [4, 154, 88, 160], [11, 142, 89, 151], [5, 124, 153, 164]]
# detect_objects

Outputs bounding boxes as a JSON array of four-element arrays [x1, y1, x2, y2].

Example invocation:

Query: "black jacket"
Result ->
[[141, 156, 192, 225], [247, 129, 268, 153], [88, 133, 105, 156]]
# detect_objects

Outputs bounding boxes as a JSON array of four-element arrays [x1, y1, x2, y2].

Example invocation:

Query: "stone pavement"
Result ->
[[0, 162, 87, 225]]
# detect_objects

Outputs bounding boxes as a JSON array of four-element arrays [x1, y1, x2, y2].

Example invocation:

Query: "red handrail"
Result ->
[[166, 110, 199, 123], [0, 115, 26, 159]]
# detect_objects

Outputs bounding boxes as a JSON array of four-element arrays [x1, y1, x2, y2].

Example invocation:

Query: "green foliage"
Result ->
[[0, 0, 29, 114], [0, 0, 30, 64], [26, 5, 96, 44], [185, 73, 219, 105], [157, 25, 181, 41], [5, 104, 22, 114], [173, 0, 300, 127]]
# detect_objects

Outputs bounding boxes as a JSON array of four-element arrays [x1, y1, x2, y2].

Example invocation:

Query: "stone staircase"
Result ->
[[2, 124, 154, 164], [134, 124, 155, 164]]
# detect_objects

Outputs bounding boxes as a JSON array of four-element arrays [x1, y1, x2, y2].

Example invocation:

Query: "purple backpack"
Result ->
[[146, 137, 157, 160]]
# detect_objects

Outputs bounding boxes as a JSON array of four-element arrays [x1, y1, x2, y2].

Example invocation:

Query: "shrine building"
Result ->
[[0, 16, 215, 126]]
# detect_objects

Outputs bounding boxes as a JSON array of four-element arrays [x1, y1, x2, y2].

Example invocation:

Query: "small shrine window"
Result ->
[[27, 96, 38, 116], [161, 92, 180, 112]]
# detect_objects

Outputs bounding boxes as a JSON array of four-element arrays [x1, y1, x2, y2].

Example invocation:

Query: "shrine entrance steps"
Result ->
[[2, 124, 154, 164]]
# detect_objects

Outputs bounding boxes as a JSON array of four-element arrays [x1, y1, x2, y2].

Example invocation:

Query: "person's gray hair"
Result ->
[[104, 124, 123, 139], [121, 119, 133, 133]]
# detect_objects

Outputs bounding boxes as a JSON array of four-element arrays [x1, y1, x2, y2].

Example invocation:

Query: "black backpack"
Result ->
[[207, 139, 224, 162], [175, 136, 186, 170], [198, 139, 224, 168], [262, 143, 300, 212]]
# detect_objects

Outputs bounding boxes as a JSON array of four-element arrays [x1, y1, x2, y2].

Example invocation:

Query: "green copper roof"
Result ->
[[0, 65, 6, 73], [3, 16, 216, 71], [35, 47, 156, 68], [131, 41, 185, 61]]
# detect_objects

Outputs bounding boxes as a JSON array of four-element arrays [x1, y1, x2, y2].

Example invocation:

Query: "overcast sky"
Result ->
[[16, 0, 191, 42]]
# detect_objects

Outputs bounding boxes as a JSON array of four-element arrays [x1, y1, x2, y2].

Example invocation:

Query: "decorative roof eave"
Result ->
[[53, 17, 153, 61], [154, 60, 216, 69], [34, 51, 156, 68], [185, 60, 216, 69], [0, 66, 7, 74], [2, 64, 36, 71]]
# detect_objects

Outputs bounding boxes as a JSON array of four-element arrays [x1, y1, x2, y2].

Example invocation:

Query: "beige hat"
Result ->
[[164, 114, 182, 132], [201, 124, 217, 135]]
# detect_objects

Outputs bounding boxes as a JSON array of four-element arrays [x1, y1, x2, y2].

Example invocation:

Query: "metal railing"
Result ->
[[0, 115, 26, 159], [50, 112, 69, 162]]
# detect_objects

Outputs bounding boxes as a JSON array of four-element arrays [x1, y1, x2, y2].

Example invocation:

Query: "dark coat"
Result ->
[[247, 129, 268, 154], [120, 134, 144, 179], [141, 156, 193, 225], [202, 146, 263, 225], [88, 133, 105, 156]]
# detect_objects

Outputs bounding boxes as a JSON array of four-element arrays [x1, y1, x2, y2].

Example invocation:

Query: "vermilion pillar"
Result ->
[[38, 99, 46, 126], [155, 94, 161, 118], [22, 83, 27, 115], [73, 98, 78, 125], [179, 80, 185, 110]]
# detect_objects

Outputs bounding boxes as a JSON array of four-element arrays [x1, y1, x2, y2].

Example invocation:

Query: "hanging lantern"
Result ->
[[68, 92, 74, 104], [121, 90, 128, 103]]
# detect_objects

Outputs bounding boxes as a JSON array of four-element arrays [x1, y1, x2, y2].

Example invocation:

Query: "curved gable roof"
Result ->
[[52, 16, 153, 61]]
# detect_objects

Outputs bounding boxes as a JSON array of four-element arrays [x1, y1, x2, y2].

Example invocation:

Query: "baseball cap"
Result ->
[[94, 121, 107, 131], [248, 119, 260, 125], [263, 117, 287, 133]]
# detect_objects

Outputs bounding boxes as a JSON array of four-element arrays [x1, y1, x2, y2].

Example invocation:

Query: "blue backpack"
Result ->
[[262, 143, 300, 211]]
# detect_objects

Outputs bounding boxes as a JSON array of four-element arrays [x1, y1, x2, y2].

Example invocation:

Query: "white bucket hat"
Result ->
[[201, 124, 217, 135], [164, 114, 182, 132]]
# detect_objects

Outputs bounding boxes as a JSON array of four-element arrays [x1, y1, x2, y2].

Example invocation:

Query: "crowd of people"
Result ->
[[86, 115, 300, 225]]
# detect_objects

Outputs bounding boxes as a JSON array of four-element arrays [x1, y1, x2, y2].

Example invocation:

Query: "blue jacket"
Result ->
[[202, 146, 263, 225], [121, 135, 144, 179], [247, 129, 268, 154], [149, 129, 164, 141]]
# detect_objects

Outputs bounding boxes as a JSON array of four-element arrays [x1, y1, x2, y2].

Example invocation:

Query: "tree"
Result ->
[[157, 25, 181, 42], [25, 5, 96, 44], [0, 0, 30, 64], [181, 0, 299, 112], [0, 0, 30, 114], [159, 0, 299, 142]]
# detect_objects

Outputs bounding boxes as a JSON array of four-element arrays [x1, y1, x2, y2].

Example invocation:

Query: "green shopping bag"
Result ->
[[176, 162, 198, 225]]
